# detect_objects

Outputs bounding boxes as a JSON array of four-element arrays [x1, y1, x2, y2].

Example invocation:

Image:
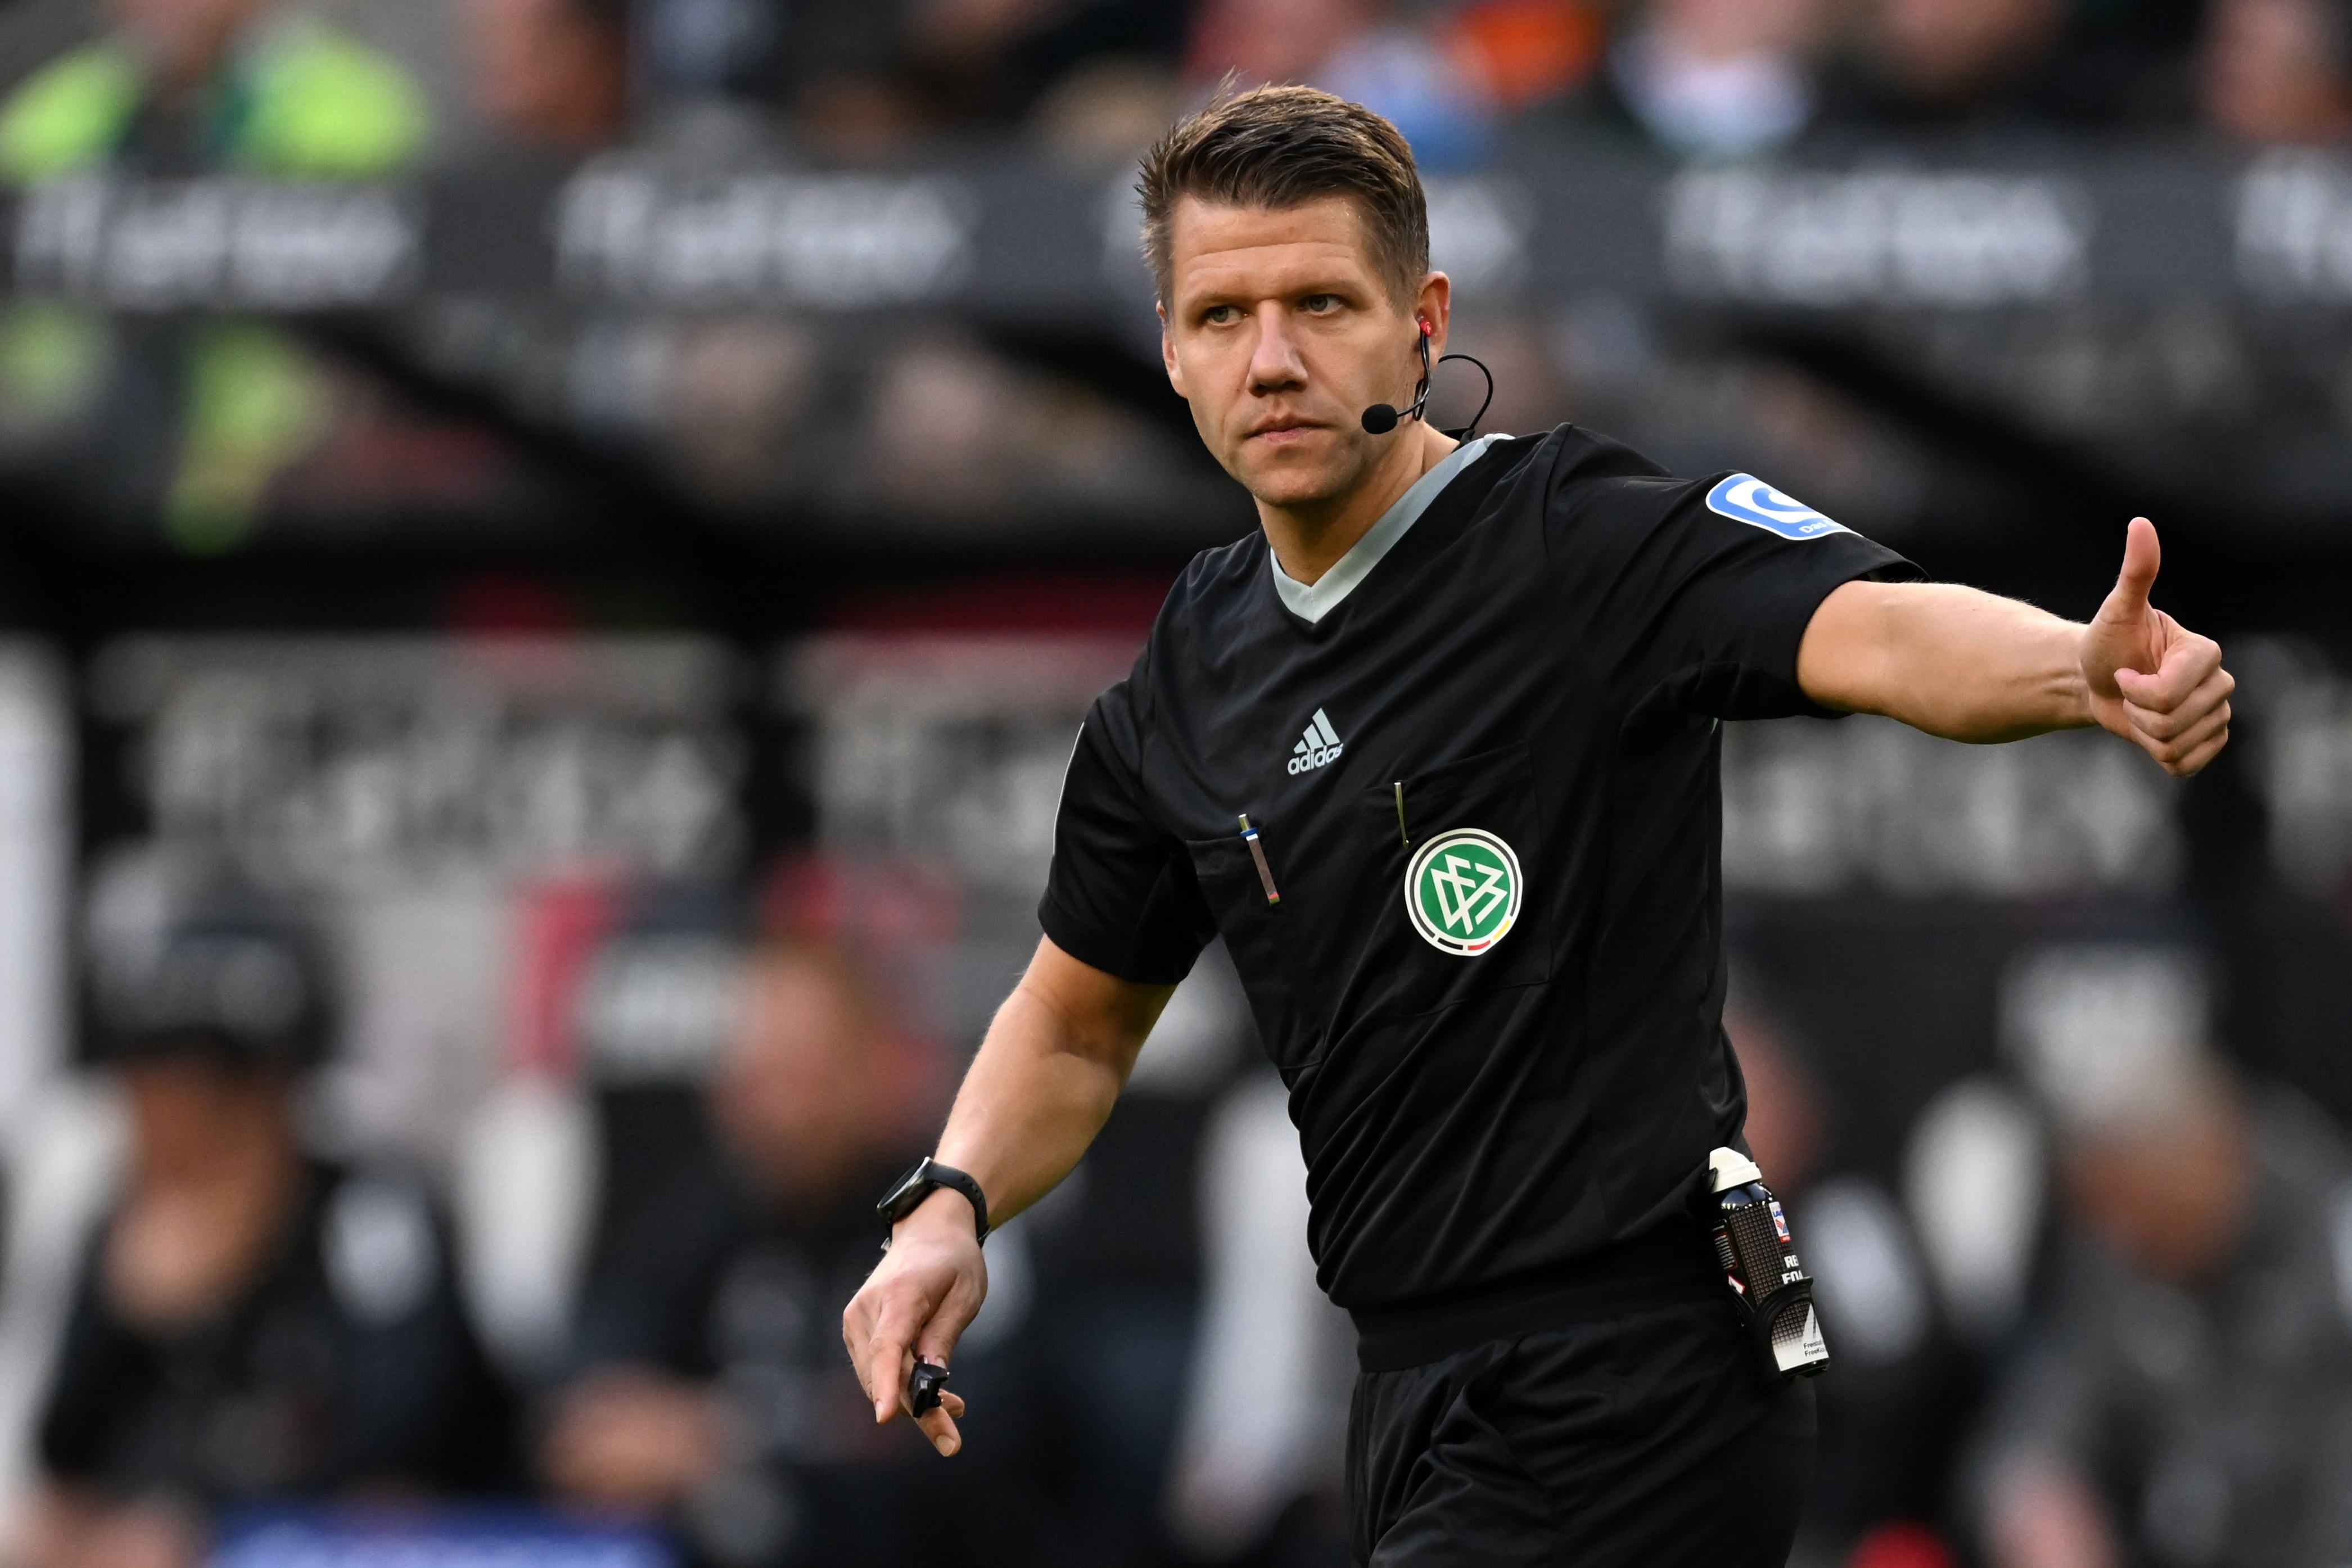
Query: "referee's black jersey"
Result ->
[[1041, 423, 1918, 1316]]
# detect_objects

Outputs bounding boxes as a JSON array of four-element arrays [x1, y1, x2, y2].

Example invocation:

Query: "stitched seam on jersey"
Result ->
[[1271, 433, 1504, 624]]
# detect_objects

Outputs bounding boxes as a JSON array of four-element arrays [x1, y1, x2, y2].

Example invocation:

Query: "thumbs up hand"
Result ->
[[2080, 518, 2233, 777]]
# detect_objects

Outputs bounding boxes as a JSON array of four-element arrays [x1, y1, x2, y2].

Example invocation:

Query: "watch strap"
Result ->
[[878, 1158, 990, 1245]]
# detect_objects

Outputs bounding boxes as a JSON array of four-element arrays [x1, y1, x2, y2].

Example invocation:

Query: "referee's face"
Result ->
[[1159, 195, 1446, 513]]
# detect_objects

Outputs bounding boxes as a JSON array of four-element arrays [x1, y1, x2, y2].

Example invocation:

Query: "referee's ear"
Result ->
[[1414, 271, 1452, 358]]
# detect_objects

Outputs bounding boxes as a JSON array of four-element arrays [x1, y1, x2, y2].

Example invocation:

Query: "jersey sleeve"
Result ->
[[1037, 670, 1216, 986], [1560, 468, 1923, 722]]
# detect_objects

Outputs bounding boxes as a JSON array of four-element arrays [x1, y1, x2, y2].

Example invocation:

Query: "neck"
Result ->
[[1264, 421, 1459, 586]]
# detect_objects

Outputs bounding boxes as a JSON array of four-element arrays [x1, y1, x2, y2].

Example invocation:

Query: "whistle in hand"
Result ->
[[909, 1357, 951, 1416]]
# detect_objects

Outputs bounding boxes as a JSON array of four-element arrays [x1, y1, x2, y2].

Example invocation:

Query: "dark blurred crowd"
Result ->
[[1, 11, 2351, 1559], [0, 0, 2347, 549], [1, 0, 2350, 182], [17, 848, 1346, 1568], [13, 841, 2352, 1568], [1729, 941, 2352, 1568]]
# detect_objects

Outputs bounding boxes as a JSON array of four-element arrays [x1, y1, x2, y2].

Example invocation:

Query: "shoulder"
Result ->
[[237, 22, 430, 178], [1533, 427, 1873, 554], [1159, 530, 1267, 627], [1127, 528, 1268, 690], [1486, 423, 1709, 557], [1533, 423, 1677, 491], [1528, 423, 1699, 526], [1068, 533, 1265, 782], [0, 43, 142, 185]]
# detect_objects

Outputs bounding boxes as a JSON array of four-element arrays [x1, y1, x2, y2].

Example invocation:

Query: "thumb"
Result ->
[[2099, 517, 2160, 622]]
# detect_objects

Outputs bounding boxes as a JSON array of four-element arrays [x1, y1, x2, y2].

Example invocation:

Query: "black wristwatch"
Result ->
[[877, 1158, 990, 1245]]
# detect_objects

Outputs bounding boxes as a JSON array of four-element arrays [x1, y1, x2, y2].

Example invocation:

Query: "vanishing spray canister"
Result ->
[[1708, 1146, 1831, 1379]]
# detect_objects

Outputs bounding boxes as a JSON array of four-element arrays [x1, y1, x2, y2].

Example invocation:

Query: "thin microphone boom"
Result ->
[[1361, 325, 1433, 435], [1361, 331, 1494, 439]]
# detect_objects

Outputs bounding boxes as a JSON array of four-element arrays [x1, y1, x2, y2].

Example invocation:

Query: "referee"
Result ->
[[844, 86, 2233, 1566]]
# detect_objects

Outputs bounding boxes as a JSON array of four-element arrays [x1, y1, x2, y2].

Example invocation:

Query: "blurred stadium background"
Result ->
[[0, 0, 2349, 1566]]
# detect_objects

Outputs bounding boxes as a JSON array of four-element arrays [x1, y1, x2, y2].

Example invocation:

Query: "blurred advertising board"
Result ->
[[82, 634, 750, 1163], [88, 635, 746, 891], [1722, 716, 2181, 897], [776, 627, 1141, 1044], [19, 148, 2352, 541], [0, 149, 2315, 314]]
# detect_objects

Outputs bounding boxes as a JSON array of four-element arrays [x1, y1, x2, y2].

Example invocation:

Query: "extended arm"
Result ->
[[1796, 518, 2232, 777], [841, 936, 1173, 1456]]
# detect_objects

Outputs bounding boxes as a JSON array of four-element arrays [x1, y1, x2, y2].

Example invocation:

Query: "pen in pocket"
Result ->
[[1238, 814, 1281, 906]]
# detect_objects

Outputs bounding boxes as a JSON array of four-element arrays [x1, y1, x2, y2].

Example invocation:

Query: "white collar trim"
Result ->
[[1270, 435, 1503, 624]]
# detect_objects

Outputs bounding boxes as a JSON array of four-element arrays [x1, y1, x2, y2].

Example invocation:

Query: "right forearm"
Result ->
[[928, 952, 1163, 1228], [848, 938, 1167, 1452], [1798, 580, 2091, 743]]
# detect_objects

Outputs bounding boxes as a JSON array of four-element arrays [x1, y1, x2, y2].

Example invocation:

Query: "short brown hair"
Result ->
[[1138, 84, 1429, 309]]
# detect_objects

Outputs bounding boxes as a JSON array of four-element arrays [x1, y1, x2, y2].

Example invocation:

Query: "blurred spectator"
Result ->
[[1970, 946, 2352, 1568], [1017, 945, 1302, 1567], [455, 883, 750, 1387], [1185, 0, 1499, 170], [1822, 0, 2066, 127], [29, 857, 512, 1568], [1163, 1069, 1352, 1565], [624, 0, 924, 155], [906, 0, 1191, 138], [543, 937, 1058, 1565], [838, 329, 1221, 530], [1814, 0, 2206, 130], [627, 0, 1187, 159], [631, 0, 789, 108], [2200, 0, 2352, 142], [1029, 55, 1186, 159], [1602, 0, 1829, 158], [469, 0, 630, 150], [1903, 1077, 2047, 1350], [1728, 994, 1973, 1568], [1446, 1, 1606, 115], [0, 0, 428, 181], [1866, 0, 2065, 116], [0, 0, 432, 552]]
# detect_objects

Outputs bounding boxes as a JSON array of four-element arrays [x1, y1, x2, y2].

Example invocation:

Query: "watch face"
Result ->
[[878, 1160, 931, 1222]]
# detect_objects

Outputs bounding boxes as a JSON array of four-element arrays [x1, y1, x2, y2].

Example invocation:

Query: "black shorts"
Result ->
[[1345, 1297, 1817, 1567]]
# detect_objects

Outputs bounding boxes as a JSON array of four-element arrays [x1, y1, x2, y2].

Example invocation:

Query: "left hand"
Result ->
[[2079, 518, 2232, 777]]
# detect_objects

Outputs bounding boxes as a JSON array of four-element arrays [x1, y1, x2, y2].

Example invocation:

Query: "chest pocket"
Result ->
[[1185, 832, 1322, 1076], [1349, 742, 1551, 1019]]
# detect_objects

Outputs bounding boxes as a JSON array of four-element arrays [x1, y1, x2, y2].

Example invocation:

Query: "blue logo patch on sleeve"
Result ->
[[1705, 475, 1850, 541]]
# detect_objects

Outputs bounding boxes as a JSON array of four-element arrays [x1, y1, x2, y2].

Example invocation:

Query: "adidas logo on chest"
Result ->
[[1287, 708, 1345, 775]]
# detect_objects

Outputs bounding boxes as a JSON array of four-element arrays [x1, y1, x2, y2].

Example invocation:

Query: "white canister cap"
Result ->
[[1708, 1147, 1763, 1192]]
